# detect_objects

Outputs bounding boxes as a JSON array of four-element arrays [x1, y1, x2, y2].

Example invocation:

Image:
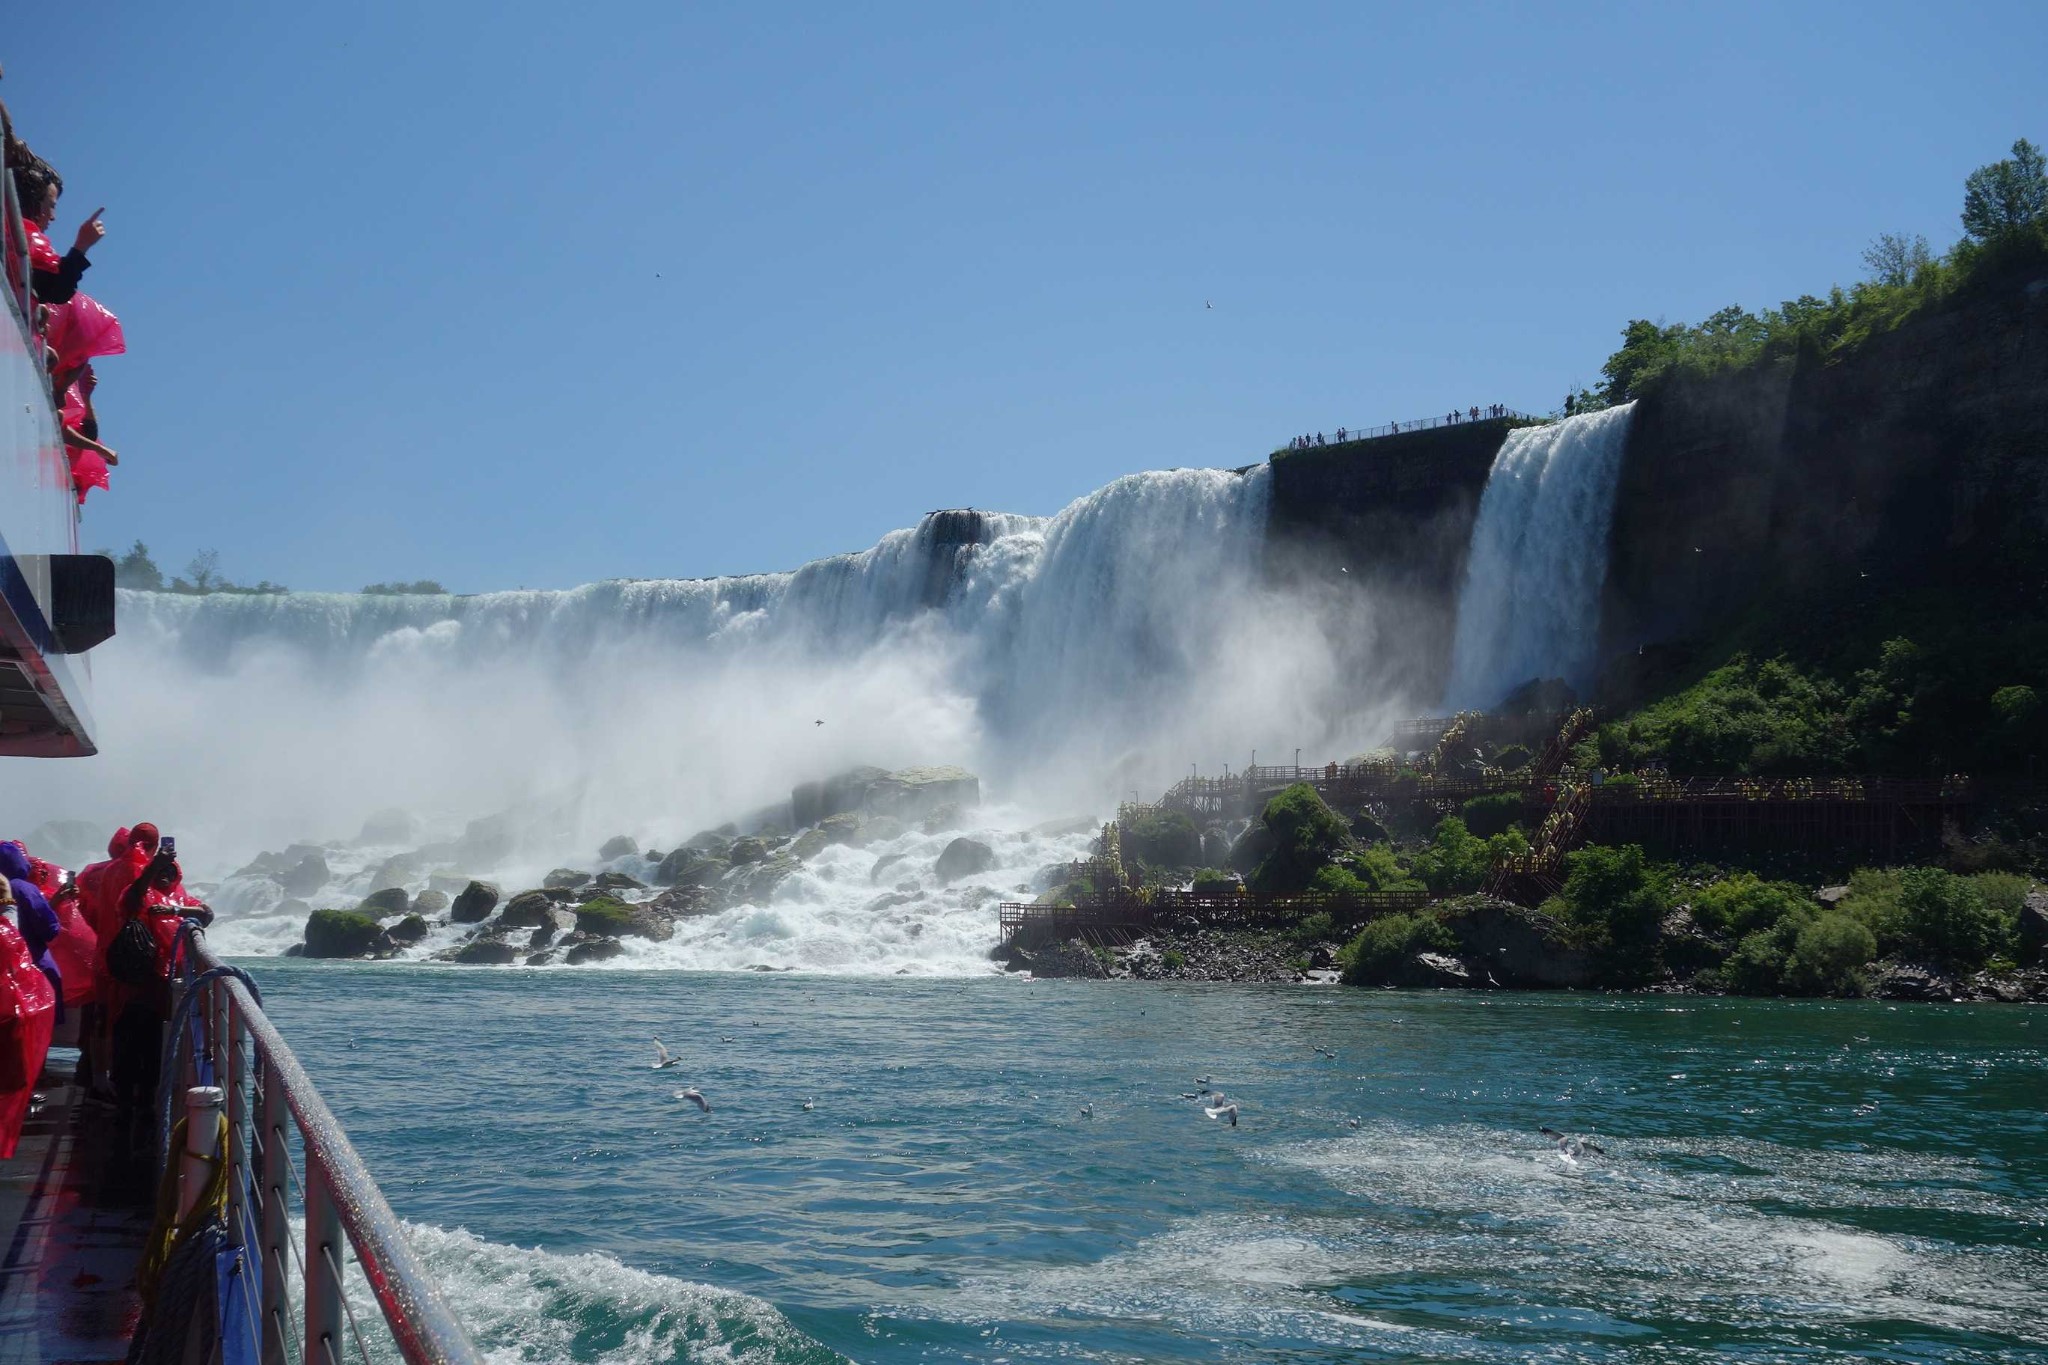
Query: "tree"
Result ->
[[1861, 232, 1932, 287], [183, 549, 222, 593], [113, 540, 163, 591], [1961, 137, 2048, 243]]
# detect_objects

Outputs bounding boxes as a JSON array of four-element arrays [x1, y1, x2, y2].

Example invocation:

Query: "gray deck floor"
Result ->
[[0, 1048, 150, 1365]]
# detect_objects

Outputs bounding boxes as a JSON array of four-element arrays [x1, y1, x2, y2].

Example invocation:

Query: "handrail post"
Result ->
[[305, 1155, 345, 1365], [224, 986, 247, 1249], [258, 1057, 291, 1365]]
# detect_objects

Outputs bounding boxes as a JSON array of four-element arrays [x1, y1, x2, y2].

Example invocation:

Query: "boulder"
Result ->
[[499, 891, 557, 928], [413, 889, 450, 914], [791, 766, 889, 828], [921, 803, 967, 835], [386, 914, 430, 945], [683, 825, 737, 853], [281, 853, 330, 898], [864, 891, 916, 913], [427, 873, 474, 897], [574, 896, 675, 941], [451, 938, 519, 965], [359, 887, 410, 917], [727, 855, 799, 906], [369, 852, 425, 894], [2019, 889, 2048, 965], [935, 837, 996, 884], [662, 853, 729, 888], [790, 815, 863, 862], [650, 885, 721, 918], [855, 815, 906, 846], [528, 923, 556, 948], [1406, 951, 1473, 987], [1816, 884, 1851, 906], [566, 938, 626, 965], [457, 812, 516, 865], [787, 827, 833, 862], [599, 835, 640, 860], [357, 809, 419, 845], [450, 880, 500, 923], [863, 766, 980, 822], [1441, 897, 1592, 988], [303, 909, 390, 959], [1227, 823, 1276, 875], [592, 870, 646, 892], [543, 868, 590, 890], [727, 837, 768, 866], [870, 852, 910, 884]]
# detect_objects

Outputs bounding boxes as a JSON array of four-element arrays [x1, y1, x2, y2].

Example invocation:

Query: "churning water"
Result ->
[[265, 966, 2048, 1364], [1444, 404, 1635, 709]]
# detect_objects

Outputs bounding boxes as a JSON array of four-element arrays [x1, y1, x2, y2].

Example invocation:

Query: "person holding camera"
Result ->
[[104, 836, 209, 1142]]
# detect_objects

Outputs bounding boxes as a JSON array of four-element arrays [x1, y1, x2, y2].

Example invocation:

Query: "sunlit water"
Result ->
[[254, 965, 2047, 1363]]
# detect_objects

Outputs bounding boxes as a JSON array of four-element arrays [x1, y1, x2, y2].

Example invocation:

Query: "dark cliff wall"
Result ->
[[1601, 261, 2048, 673], [1265, 420, 1515, 702]]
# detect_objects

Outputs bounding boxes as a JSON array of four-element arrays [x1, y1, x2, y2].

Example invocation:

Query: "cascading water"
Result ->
[[9, 462, 1399, 969], [1442, 403, 1635, 710]]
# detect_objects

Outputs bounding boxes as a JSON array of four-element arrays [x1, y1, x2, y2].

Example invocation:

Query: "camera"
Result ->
[[160, 835, 176, 858]]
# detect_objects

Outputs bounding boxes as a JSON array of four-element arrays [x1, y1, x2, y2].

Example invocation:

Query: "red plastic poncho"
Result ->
[[60, 381, 110, 504], [44, 294, 126, 372], [0, 915, 57, 1159], [23, 222, 61, 274]]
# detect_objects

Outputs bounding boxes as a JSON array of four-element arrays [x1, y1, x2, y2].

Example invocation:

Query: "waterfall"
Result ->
[[1442, 403, 1635, 710]]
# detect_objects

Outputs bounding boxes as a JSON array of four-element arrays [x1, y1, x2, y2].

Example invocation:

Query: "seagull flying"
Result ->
[[678, 1088, 711, 1112], [1205, 300, 1213, 310], [1204, 1102, 1239, 1127], [652, 1038, 680, 1070], [814, 719, 823, 727], [1539, 1125, 1604, 1161]]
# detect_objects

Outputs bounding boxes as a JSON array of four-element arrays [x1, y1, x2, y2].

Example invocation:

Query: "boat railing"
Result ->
[[2, 141, 45, 364], [172, 930, 485, 1365]]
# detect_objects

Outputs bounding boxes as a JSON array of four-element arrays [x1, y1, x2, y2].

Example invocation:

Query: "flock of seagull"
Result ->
[[648, 1036, 1608, 1162]]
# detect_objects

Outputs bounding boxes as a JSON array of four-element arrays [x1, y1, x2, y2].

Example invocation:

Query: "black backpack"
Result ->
[[107, 916, 160, 987]]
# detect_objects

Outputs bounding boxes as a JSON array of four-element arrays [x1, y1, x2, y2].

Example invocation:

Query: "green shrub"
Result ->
[[1552, 844, 1671, 948], [1460, 792, 1525, 839], [1411, 818, 1492, 895], [1725, 925, 1793, 994], [1290, 910, 1337, 945], [1190, 868, 1240, 895], [1122, 806, 1203, 871], [1787, 913, 1878, 995], [1897, 867, 2003, 968], [1162, 948, 1187, 970], [1691, 873, 1809, 936], [1249, 784, 1353, 892], [1340, 913, 1455, 984], [1594, 656, 1853, 774], [1835, 867, 1908, 950], [1969, 871, 2033, 920]]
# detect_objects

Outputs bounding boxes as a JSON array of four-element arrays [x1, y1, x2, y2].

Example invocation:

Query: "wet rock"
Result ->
[[864, 891, 916, 914], [528, 923, 557, 949], [650, 885, 721, 918], [789, 813, 862, 862], [524, 949, 559, 967], [791, 766, 890, 828], [727, 855, 799, 905], [451, 939, 520, 966], [359, 886, 410, 917], [574, 896, 675, 941], [1441, 896, 1592, 988], [683, 825, 737, 853], [921, 803, 967, 835], [599, 835, 640, 860], [450, 880, 500, 923], [543, 867, 590, 890], [386, 913, 430, 945], [413, 889, 450, 914], [870, 853, 910, 884], [864, 766, 980, 822], [855, 814, 907, 846], [1871, 961, 1960, 1001], [934, 837, 995, 884], [591, 870, 646, 893], [1408, 951, 1472, 987], [303, 909, 391, 959], [566, 938, 626, 965], [728, 837, 768, 866], [370, 852, 426, 894], [499, 891, 557, 929], [281, 853, 330, 898]]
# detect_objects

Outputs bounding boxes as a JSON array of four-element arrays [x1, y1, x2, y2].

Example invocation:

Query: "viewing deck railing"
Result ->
[[171, 932, 484, 1365], [1276, 409, 1543, 453]]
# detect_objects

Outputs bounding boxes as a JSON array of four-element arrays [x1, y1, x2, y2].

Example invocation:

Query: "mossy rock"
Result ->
[[574, 896, 672, 941], [728, 837, 769, 865], [450, 880, 500, 923], [543, 868, 590, 890], [599, 835, 640, 860], [499, 891, 557, 928], [412, 889, 450, 914], [566, 938, 626, 965], [451, 938, 519, 965], [386, 914, 430, 945], [359, 886, 410, 916], [304, 909, 390, 959], [591, 870, 646, 892]]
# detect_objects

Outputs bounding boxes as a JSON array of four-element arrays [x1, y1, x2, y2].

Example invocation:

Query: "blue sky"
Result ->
[[7, 2, 2042, 592]]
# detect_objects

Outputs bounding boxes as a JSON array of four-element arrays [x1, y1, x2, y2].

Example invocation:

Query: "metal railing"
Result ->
[[1276, 408, 1542, 452], [170, 931, 484, 1365]]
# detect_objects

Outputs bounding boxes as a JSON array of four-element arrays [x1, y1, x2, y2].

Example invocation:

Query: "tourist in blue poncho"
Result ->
[[0, 841, 63, 1014]]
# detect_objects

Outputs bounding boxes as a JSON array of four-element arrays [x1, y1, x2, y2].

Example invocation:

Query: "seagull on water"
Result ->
[[1539, 1126, 1604, 1162], [721, 1035, 735, 1044], [678, 1088, 711, 1112], [1079, 1104, 1094, 1119], [652, 1038, 680, 1070], [801, 1099, 814, 1111], [1347, 1117, 1361, 1128]]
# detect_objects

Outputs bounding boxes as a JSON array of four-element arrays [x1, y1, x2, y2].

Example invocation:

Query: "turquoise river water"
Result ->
[[255, 964, 2047, 1363]]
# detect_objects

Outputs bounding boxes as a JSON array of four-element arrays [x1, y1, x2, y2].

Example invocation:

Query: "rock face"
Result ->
[[1442, 898, 1593, 988], [2020, 889, 2048, 965], [498, 891, 557, 928], [866, 767, 980, 822], [359, 887, 410, 916], [599, 835, 640, 860], [413, 889, 450, 914], [358, 809, 419, 845], [386, 914, 429, 945], [450, 881, 500, 923], [280, 853, 330, 898], [658, 852, 729, 888], [303, 909, 390, 959], [451, 938, 519, 965], [935, 837, 996, 884], [591, 871, 646, 892], [791, 766, 889, 829], [543, 868, 590, 890], [727, 837, 768, 866], [574, 897, 674, 941], [566, 938, 625, 965]]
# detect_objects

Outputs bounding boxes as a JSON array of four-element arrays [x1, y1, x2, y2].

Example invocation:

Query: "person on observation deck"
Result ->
[[108, 841, 208, 1135], [9, 160, 104, 307]]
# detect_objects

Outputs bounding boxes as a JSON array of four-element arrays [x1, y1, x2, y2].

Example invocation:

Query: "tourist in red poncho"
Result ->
[[83, 824, 158, 1098], [107, 842, 208, 1137], [0, 881, 57, 1160]]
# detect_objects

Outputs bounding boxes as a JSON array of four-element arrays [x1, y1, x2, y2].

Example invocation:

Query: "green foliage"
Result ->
[[1411, 817, 1491, 894], [1595, 655, 1852, 774], [1896, 867, 2004, 968], [1249, 784, 1353, 893], [573, 896, 638, 936], [1162, 948, 1186, 970], [1862, 232, 1933, 287], [1290, 910, 1337, 945], [1190, 868, 1240, 895], [165, 548, 288, 596], [303, 908, 385, 959], [1548, 844, 1671, 950], [113, 539, 163, 590], [1724, 908, 1875, 996], [1969, 871, 2033, 920], [1691, 873, 1810, 936], [1340, 912, 1455, 984], [362, 580, 448, 595], [1460, 792, 1525, 839], [1121, 806, 1204, 871], [1961, 138, 2048, 243]]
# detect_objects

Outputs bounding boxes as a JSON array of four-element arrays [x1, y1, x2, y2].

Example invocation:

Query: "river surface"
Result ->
[[253, 964, 2048, 1363]]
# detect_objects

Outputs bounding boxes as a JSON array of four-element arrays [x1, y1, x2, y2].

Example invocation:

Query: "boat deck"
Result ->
[[0, 1048, 149, 1365]]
